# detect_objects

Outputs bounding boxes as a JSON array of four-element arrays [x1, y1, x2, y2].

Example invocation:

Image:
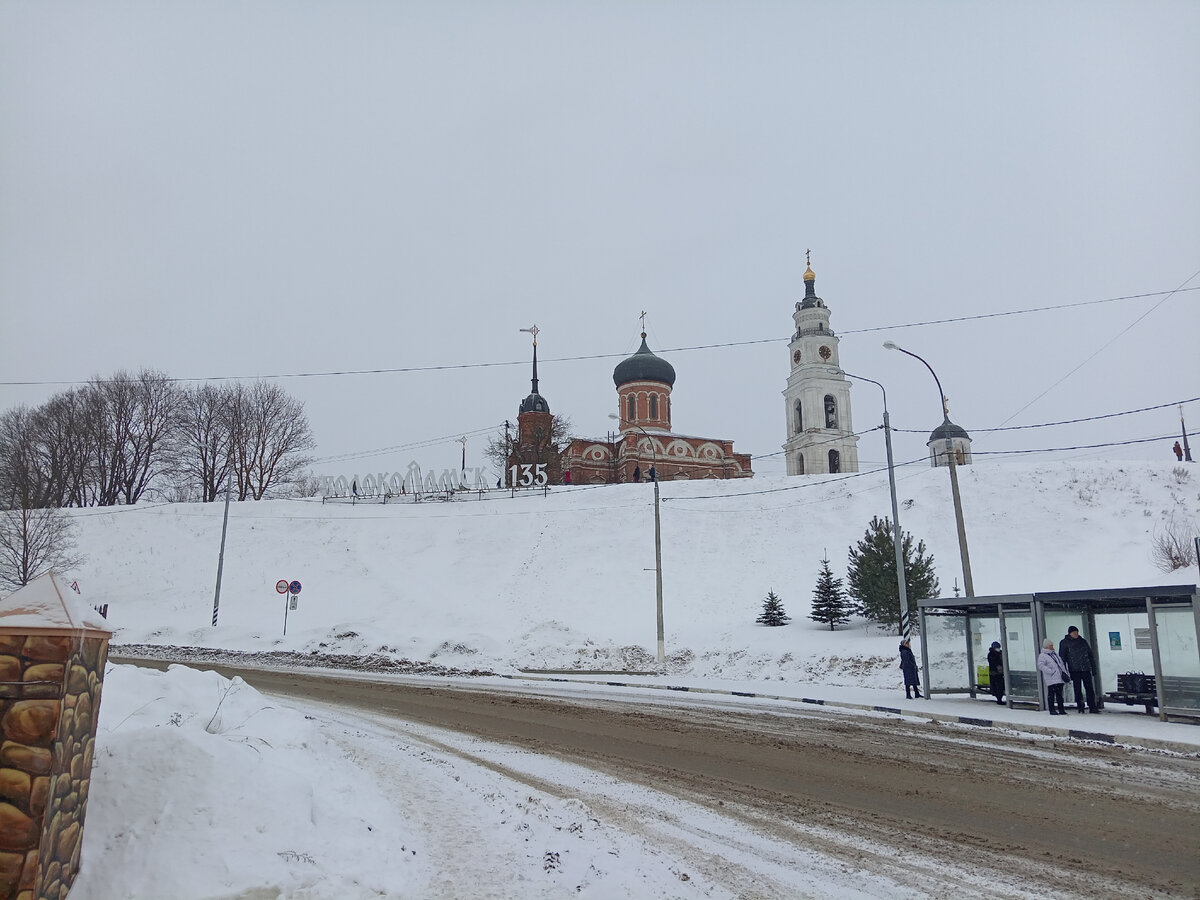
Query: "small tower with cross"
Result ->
[[509, 325, 564, 485], [782, 254, 860, 475]]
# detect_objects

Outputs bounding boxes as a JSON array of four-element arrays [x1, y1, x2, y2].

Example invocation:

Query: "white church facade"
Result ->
[[782, 259, 860, 475]]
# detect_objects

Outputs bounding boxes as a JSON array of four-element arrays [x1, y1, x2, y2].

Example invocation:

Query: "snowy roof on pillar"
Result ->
[[0, 572, 112, 635]]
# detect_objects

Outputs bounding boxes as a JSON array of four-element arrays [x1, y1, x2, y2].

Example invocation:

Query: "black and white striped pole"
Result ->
[[211, 465, 233, 626]]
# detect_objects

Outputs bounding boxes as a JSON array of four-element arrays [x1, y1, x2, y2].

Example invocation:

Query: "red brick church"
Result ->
[[561, 330, 753, 483]]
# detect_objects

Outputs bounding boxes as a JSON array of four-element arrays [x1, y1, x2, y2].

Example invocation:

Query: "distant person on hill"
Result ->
[[1174, 441, 1184, 461], [1059, 625, 1100, 713], [987, 641, 1005, 705], [899, 637, 921, 699], [1037, 638, 1070, 715]]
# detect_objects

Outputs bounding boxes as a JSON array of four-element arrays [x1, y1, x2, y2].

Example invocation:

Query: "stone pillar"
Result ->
[[0, 576, 111, 900]]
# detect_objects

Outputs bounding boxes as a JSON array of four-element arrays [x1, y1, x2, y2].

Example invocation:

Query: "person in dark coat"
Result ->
[[1059, 625, 1100, 713], [899, 637, 921, 699], [987, 641, 1005, 704]]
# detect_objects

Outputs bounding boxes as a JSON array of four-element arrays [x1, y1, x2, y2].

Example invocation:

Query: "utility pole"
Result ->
[[1180, 404, 1193, 462], [211, 458, 233, 626]]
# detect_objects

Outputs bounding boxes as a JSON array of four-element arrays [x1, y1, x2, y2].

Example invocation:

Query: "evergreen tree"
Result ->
[[756, 589, 791, 626], [809, 555, 850, 630], [846, 516, 939, 633]]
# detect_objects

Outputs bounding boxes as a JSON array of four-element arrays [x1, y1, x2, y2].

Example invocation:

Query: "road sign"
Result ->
[[289, 580, 302, 595], [276, 580, 289, 594]]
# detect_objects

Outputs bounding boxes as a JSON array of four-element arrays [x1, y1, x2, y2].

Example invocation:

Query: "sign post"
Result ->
[[283, 580, 302, 636]]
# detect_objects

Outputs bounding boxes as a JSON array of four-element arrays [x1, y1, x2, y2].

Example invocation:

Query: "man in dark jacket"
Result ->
[[1059, 625, 1099, 713]]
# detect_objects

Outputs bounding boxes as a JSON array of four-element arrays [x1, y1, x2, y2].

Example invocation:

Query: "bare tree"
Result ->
[[483, 415, 573, 474], [180, 383, 235, 502], [228, 381, 315, 500], [0, 506, 84, 591], [0, 407, 51, 510]]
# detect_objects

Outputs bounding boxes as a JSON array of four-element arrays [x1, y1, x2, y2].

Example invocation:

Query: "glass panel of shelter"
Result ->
[[1093, 609, 1154, 696], [1154, 605, 1200, 712], [1002, 609, 1039, 703], [923, 613, 969, 693]]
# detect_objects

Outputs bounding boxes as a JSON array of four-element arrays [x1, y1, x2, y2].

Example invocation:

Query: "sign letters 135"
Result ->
[[509, 463, 548, 487]]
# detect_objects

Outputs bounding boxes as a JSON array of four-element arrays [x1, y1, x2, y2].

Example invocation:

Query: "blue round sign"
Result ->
[[288, 580, 302, 595]]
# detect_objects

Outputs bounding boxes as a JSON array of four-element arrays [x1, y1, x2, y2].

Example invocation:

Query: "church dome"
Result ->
[[613, 334, 676, 387], [519, 392, 550, 414], [928, 418, 970, 443]]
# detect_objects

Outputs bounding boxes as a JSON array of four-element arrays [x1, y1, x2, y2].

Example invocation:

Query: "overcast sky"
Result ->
[[2, 1, 1197, 480]]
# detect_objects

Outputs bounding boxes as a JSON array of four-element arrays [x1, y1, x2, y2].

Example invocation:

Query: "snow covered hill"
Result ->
[[64, 459, 1199, 690]]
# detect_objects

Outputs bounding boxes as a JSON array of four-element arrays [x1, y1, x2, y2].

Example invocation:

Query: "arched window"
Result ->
[[824, 395, 838, 429], [649, 394, 658, 419], [796, 453, 805, 474], [627, 394, 636, 422], [794, 400, 803, 433], [828, 449, 841, 474], [956, 447, 965, 465]]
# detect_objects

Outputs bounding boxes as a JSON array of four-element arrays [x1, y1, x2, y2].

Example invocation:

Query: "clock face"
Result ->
[[792, 350, 801, 364], [819, 345, 832, 360]]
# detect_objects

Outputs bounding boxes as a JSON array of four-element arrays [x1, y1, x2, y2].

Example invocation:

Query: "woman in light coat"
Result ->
[[1037, 638, 1071, 715]]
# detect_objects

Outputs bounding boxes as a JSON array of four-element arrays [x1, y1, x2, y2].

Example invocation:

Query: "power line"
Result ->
[[3, 284, 1194, 388], [996, 268, 1200, 426], [890, 396, 1198, 434], [313, 424, 503, 465]]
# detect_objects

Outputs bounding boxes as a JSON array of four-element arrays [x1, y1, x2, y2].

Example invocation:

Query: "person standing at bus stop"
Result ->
[[987, 641, 1005, 704], [1059, 625, 1100, 713]]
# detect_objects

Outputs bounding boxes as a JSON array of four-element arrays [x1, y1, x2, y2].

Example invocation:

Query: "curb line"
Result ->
[[504, 672, 1199, 755]]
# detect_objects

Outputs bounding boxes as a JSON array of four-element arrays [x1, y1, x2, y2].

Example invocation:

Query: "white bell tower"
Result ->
[[782, 254, 859, 475]]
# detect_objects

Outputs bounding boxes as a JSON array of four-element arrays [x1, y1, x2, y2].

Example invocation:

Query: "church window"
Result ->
[[650, 394, 658, 419], [796, 454, 805, 475], [794, 400, 803, 433], [818, 323, 824, 331], [956, 447, 965, 465], [627, 394, 636, 422], [824, 395, 838, 429], [828, 449, 841, 473]]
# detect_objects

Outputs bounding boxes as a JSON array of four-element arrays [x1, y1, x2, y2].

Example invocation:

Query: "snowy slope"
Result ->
[[65, 459, 1199, 688]]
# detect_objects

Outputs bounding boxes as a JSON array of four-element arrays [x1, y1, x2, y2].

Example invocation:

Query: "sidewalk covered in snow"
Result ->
[[917, 584, 1200, 721]]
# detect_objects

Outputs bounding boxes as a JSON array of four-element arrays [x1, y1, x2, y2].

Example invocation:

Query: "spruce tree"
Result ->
[[846, 516, 939, 633], [756, 590, 791, 626], [809, 555, 850, 630]]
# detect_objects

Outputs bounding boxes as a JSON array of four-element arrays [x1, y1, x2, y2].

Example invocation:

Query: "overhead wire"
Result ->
[[2, 284, 1195, 388]]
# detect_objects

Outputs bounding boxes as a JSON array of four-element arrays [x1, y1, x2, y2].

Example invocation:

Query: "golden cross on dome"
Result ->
[[520, 324, 539, 346], [639, 310, 647, 331], [806, 248, 811, 266]]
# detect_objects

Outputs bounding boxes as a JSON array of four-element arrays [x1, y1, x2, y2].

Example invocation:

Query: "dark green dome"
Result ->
[[929, 418, 970, 443], [519, 392, 549, 414], [613, 334, 676, 387]]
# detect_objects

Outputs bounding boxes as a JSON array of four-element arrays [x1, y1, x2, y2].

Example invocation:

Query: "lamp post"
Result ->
[[842, 371, 911, 638], [883, 341, 975, 597], [610, 414, 665, 666]]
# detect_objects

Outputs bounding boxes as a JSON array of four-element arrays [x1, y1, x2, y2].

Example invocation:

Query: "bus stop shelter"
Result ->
[[916, 584, 1200, 721]]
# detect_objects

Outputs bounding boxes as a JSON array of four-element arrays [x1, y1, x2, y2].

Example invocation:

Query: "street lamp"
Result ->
[[842, 371, 911, 639], [883, 341, 975, 597], [609, 414, 665, 666]]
